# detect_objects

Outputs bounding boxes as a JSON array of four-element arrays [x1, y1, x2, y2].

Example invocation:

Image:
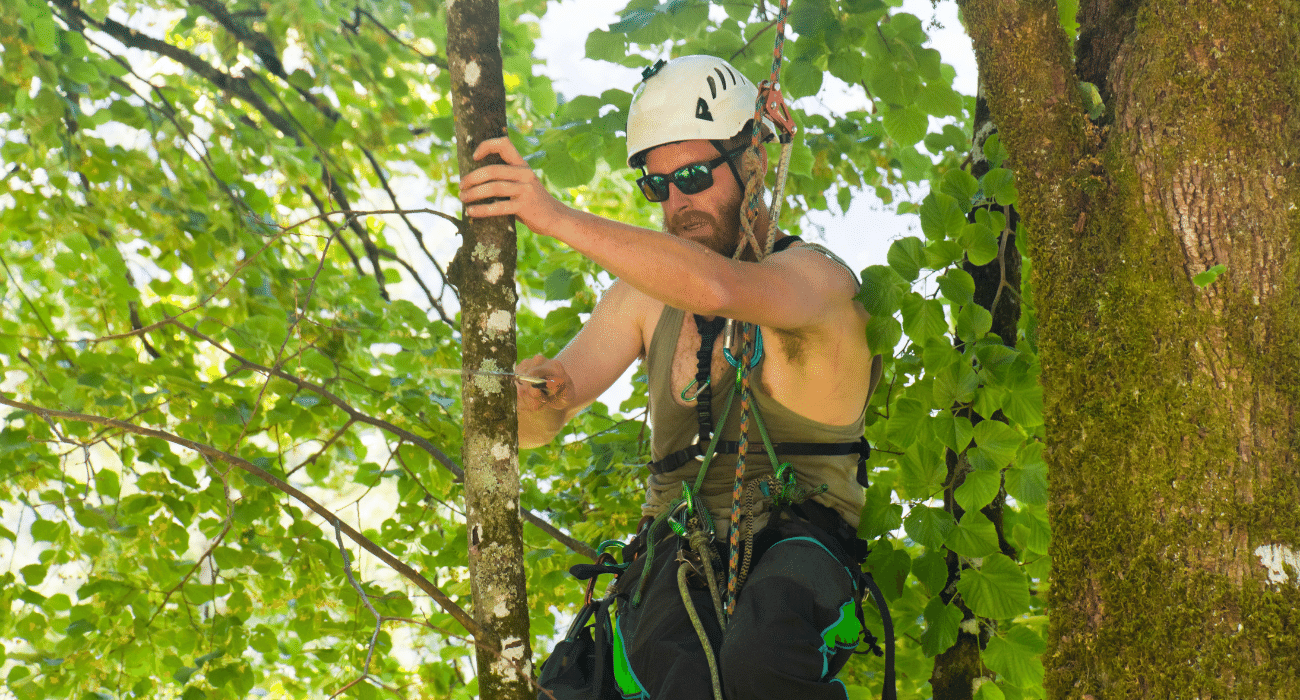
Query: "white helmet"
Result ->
[[625, 55, 769, 168]]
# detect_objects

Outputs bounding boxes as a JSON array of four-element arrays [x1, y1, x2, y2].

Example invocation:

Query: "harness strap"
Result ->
[[648, 437, 871, 488], [858, 572, 898, 700], [691, 314, 726, 444]]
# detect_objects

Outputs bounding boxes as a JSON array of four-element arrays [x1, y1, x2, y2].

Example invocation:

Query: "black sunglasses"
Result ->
[[636, 145, 747, 203]]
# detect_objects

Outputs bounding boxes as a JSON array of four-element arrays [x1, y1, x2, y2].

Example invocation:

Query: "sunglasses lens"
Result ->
[[674, 165, 713, 195], [637, 175, 670, 202]]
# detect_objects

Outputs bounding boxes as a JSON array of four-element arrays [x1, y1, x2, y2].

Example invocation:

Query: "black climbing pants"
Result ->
[[610, 505, 862, 700]]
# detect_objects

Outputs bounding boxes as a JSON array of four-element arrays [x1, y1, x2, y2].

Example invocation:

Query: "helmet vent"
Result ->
[[707, 75, 717, 98], [695, 98, 714, 121], [714, 67, 728, 89]]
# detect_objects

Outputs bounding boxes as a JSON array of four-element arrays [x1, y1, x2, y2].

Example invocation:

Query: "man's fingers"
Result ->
[[472, 136, 526, 166], [460, 163, 527, 193]]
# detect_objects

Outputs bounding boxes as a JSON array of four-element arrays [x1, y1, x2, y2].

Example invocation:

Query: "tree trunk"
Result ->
[[963, 0, 1300, 697], [445, 2, 534, 698]]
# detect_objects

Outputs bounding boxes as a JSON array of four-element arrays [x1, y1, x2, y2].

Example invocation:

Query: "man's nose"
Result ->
[[663, 181, 691, 210]]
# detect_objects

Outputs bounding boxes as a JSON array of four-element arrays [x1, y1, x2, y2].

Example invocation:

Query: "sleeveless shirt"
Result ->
[[641, 249, 870, 536]]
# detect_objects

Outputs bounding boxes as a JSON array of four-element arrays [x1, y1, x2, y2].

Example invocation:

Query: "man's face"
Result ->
[[643, 140, 744, 256]]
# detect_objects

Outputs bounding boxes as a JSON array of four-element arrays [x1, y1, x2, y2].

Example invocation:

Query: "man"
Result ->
[[460, 55, 878, 700]]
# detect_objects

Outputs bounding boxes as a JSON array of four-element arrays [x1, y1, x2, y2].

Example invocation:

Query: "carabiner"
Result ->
[[681, 377, 710, 402]]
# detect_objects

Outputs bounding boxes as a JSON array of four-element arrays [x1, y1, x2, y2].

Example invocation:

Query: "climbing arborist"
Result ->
[[460, 54, 882, 700]]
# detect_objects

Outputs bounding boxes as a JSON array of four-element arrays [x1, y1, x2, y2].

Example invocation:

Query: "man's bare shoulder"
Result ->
[[600, 278, 666, 357], [773, 240, 860, 293]]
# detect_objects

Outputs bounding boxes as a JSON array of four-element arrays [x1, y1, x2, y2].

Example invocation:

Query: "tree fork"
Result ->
[[445, 1, 535, 699]]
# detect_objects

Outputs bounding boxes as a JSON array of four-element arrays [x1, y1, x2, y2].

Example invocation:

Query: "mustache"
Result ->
[[666, 210, 721, 235]]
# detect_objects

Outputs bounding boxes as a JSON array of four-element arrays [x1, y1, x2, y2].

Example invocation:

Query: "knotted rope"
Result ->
[[726, 0, 794, 615]]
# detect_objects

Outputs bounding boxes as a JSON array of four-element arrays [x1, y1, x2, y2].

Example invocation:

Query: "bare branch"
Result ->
[[523, 510, 597, 561]]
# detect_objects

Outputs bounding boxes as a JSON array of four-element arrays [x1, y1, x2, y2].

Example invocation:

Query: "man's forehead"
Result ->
[[643, 139, 721, 171]]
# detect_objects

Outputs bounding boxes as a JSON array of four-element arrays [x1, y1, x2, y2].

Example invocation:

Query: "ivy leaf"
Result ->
[[920, 595, 964, 657], [857, 265, 904, 316], [955, 553, 1030, 618], [886, 397, 930, 449], [937, 269, 976, 306], [919, 192, 967, 242], [786, 56, 825, 99], [931, 361, 978, 407], [982, 168, 1018, 206], [925, 240, 965, 269], [903, 505, 956, 550], [883, 104, 928, 146], [865, 542, 911, 600], [970, 420, 1023, 471], [975, 681, 1007, 700], [865, 314, 903, 357], [912, 548, 949, 596], [960, 221, 1000, 266], [1006, 443, 1049, 506], [940, 169, 980, 211], [956, 301, 993, 343], [954, 469, 1002, 514], [917, 82, 964, 117], [887, 237, 926, 282], [900, 293, 947, 341], [983, 134, 1010, 169], [544, 269, 575, 301], [983, 625, 1046, 687], [898, 441, 945, 498], [870, 60, 918, 106], [932, 409, 973, 452], [944, 510, 1000, 558], [858, 484, 903, 540]]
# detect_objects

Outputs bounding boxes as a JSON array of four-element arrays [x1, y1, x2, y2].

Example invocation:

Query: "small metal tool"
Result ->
[[427, 367, 550, 389]]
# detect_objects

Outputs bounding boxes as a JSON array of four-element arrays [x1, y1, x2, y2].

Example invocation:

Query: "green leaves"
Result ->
[[921, 193, 967, 241], [955, 554, 1031, 618], [904, 506, 956, 550], [1193, 263, 1227, 288], [883, 105, 928, 146], [920, 595, 963, 656]]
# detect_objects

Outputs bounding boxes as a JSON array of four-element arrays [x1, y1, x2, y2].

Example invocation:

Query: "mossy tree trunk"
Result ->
[[961, 0, 1300, 696], [446, 1, 533, 698]]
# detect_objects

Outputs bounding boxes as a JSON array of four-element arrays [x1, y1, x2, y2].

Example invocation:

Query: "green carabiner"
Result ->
[[681, 377, 710, 402]]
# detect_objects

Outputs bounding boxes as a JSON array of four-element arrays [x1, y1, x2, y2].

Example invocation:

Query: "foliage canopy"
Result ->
[[0, 0, 1051, 698]]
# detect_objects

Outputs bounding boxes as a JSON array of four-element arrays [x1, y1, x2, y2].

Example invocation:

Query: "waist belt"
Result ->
[[648, 436, 872, 489]]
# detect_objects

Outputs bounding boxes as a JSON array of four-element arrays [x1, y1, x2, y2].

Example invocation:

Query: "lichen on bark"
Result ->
[[962, 0, 1300, 696], [445, 1, 534, 698]]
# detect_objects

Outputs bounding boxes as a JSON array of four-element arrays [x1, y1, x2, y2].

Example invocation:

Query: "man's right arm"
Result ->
[[516, 280, 647, 448]]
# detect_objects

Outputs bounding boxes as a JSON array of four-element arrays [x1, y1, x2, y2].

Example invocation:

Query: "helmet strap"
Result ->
[[709, 139, 746, 190]]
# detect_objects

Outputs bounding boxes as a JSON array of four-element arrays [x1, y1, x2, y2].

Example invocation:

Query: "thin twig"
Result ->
[[333, 519, 384, 683], [0, 395, 488, 642], [730, 18, 781, 62]]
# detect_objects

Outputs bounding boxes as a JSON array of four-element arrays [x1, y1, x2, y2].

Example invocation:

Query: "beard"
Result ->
[[664, 200, 744, 257]]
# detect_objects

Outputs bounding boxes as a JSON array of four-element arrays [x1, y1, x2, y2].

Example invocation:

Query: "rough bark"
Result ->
[[963, 0, 1300, 697], [445, 1, 534, 698]]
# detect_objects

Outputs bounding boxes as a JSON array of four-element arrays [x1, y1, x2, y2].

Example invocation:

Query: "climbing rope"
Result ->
[[726, 0, 795, 615]]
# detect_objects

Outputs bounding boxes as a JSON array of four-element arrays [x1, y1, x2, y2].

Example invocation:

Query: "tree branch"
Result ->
[[523, 510, 597, 561], [170, 319, 466, 480], [0, 395, 488, 642]]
